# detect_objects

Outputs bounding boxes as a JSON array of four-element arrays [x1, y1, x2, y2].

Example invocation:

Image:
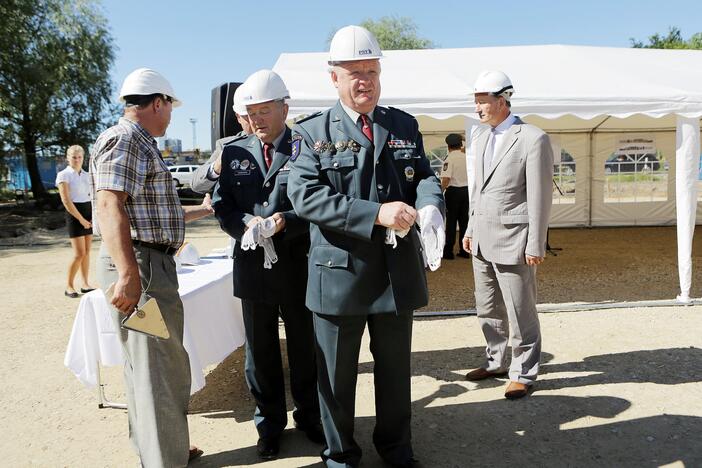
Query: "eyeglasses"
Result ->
[[162, 95, 173, 104]]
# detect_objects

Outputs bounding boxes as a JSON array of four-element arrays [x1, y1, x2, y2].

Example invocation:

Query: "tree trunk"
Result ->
[[23, 138, 48, 200]]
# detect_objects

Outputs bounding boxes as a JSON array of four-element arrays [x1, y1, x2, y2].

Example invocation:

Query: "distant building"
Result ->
[[157, 137, 182, 154]]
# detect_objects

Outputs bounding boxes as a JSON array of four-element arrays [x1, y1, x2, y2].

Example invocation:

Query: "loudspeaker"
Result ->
[[211, 82, 243, 149]]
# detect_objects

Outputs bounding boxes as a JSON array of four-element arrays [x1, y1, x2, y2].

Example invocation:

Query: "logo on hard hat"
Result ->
[[358, 49, 372, 55]]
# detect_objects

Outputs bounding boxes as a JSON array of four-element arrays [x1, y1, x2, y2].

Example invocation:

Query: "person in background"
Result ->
[[440, 133, 470, 259], [91, 68, 213, 467], [56, 145, 96, 298], [191, 84, 252, 194], [463, 70, 553, 400]]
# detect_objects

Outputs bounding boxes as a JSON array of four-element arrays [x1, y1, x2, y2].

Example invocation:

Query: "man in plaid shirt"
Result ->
[[90, 68, 212, 467]]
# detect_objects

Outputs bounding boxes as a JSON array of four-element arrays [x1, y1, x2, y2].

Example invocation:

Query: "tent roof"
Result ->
[[272, 44, 702, 121]]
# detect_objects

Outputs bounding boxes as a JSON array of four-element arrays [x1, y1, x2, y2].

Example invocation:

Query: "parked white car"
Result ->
[[168, 165, 200, 187]]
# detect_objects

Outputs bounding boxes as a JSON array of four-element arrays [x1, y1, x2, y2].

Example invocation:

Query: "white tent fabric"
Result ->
[[273, 45, 702, 301]]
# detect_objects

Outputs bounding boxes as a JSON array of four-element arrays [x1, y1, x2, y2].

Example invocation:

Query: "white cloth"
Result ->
[[384, 227, 409, 249], [416, 205, 445, 271], [55, 166, 91, 202], [240, 217, 279, 269], [64, 256, 245, 394]]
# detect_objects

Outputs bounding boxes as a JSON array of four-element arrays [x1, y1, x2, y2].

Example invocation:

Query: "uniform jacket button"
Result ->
[[263, 201, 269, 207], [236, 181, 241, 186], [265, 182, 271, 187], [333, 161, 339, 168], [377, 184, 383, 190], [327, 260, 332, 266]]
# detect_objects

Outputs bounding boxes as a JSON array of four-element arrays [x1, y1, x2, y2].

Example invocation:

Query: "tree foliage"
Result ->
[[328, 17, 434, 50], [630, 26, 702, 50], [0, 0, 115, 199]]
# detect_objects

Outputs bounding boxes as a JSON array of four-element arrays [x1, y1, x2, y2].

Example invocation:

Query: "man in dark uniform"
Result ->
[[287, 26, 444, 468], [212, 69, 323, 460]]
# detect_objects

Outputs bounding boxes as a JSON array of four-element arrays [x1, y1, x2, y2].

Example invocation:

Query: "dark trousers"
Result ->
[[313, 311, 414, 468], [241, 299, 320, 439], [444, 186, 469, 256]]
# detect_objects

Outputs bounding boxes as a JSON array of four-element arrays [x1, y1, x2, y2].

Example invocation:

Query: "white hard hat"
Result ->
[[473, 70, 514, 101], [232, 83, 248, 116], [119, 68, 182, 107], [240, 69, 289, 106], [328, 25, 383, 64]]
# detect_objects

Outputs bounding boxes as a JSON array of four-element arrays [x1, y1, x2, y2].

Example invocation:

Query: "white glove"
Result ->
[[259, 217, 277, 239], [261, 237, 278, 269], [416, 205, 445, 271], [241, 222, 261, 251], [384, 227, 409, 249]]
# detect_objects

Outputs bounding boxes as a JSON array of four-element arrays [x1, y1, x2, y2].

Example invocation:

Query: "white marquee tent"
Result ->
[[272, 45, 702, 302]]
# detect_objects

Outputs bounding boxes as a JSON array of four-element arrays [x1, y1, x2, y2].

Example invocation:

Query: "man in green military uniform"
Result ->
[[287, 25, 445, 468], [212, 69, 323, 460]]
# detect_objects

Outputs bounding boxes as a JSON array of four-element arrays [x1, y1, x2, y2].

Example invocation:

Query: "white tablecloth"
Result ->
[[64, 256, 245, 394]]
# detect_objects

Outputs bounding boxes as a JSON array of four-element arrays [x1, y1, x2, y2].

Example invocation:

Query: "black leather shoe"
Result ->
[[64, 290, 80, 298], [80, 287, 96, 293], [297, 422, 326, 444], [256, 436, 280, 459]]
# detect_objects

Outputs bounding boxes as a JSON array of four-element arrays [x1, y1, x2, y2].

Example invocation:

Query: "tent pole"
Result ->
[[587, 116, 611, 227], [675, 116, 700, 303]]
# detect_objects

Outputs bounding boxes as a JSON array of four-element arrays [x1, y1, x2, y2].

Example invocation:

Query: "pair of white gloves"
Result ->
[[384, 205, 445, 271], [241, 217, 279, 269]]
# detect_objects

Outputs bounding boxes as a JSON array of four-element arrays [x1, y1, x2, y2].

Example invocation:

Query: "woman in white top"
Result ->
[[56, 145, 96, 298]]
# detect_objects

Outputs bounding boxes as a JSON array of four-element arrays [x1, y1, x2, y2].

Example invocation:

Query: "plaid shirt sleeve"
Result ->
[[93, 132, 148, 200]]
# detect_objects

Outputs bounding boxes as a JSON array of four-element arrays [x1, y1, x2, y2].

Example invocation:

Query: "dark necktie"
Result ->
[[360, 114, 373, 142], [263, 142, 273, 169]]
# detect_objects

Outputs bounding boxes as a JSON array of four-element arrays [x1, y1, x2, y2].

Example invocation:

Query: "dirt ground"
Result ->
[[1, 218, 701, 467]]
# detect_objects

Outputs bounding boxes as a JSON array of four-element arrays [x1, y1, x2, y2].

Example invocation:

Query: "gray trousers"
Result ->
[[472, 253, 541, 384], [313, 311, 414, 468], [98, 243, 191, 468]]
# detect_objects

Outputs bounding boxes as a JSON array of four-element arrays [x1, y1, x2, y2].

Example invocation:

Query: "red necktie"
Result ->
[[263, 143, 273, 169], [360, 114, 373, 142]]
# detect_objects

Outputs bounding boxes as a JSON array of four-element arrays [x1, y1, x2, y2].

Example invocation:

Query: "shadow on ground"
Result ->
[[190, 345, 702, 467]]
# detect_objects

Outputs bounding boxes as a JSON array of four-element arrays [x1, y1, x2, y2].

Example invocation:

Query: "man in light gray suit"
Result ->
[[191, 84, 252, 194], [462, 70, 553, 399]]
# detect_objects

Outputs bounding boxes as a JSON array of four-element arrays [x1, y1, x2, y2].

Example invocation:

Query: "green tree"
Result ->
[[0, 0, 115, 200], [329, 17, 434, 50], [631, 26, 702, 50]]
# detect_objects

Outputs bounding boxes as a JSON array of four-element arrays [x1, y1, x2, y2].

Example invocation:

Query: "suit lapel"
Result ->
[[482, 122, 522, 189], [372, 107, 390, 163], [263, 127, 291, 185], [245, 137, 267, 179], [332, 101, 372, 152], [474, 128, 491, 186]]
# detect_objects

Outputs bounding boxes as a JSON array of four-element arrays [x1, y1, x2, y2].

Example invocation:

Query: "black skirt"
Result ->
[[66, 201, 93, 238]]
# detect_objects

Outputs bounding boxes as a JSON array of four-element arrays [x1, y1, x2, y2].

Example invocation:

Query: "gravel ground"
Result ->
[[1, 219, 700, 467]]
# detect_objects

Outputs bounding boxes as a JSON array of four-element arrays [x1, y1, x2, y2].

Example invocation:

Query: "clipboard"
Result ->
[[104, 283, 170, 340]]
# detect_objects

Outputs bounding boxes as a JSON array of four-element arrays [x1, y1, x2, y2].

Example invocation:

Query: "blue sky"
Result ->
[[102, 0, 701, 150]]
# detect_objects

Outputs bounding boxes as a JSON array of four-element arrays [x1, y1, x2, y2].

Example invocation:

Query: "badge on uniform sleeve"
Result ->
[[443, 162, 449, 171], [291, 135, 302, 161], [404, 166, 415, 182], [230, 159, 240, 170], [240, 159, 250, 170]]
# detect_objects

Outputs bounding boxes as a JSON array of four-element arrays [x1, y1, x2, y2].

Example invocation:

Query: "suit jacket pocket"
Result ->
[[313, 245, 350, 269], [500, 214, 529, 224]]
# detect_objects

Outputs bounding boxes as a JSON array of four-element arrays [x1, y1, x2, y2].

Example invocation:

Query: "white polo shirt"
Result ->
[[56, 166, 91, 202]]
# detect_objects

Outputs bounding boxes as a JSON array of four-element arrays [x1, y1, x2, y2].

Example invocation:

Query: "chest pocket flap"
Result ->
[[320, 155, 355, 170], [313, 245, 350, 269]]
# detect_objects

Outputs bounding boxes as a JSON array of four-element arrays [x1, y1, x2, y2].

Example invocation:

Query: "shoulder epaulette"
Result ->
[[388, 106, 415, 118], [294, 111, 323, 125], [220, 132, 249, 147]]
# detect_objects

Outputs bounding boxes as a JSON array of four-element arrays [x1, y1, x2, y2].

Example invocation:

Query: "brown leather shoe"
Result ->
[[465, 368, 508, 381], [504, 381, 529, 399]]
